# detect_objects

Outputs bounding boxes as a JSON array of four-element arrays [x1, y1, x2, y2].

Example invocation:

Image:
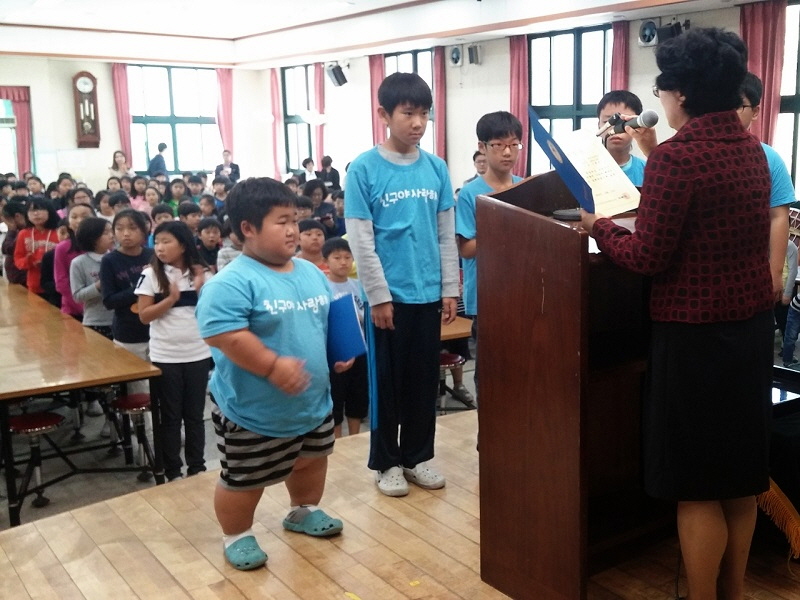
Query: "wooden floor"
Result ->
[[1, 411, 799, 600]]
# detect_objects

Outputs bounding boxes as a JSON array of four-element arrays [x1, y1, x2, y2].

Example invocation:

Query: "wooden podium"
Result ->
[[476, 172, 669, 599]]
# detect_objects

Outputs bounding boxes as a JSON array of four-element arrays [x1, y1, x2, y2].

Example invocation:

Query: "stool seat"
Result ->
[[111, 393, 151, 414], [9, 412, 65, 435], [440, 353, 466, 369]]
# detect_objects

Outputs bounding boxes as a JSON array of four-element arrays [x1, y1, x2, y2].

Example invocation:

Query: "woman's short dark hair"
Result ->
[[226, 177, 297, 239], [75, 217, 110, 252], [655, 27, 747, 118], [302, 179, 328, 201]]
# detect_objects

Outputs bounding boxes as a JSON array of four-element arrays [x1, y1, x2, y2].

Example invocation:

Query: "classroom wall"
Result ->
[[231, 69, 273, 181], [317, 57, 373, 181], [0, 57, 122, 189], [627, 7, 740, 150], [445, 38, 513, 186]]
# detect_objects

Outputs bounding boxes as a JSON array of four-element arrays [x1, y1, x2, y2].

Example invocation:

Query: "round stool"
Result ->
[[439, 353, 467, 414], [9, 412, 65, 508], [110, 393, 154, 481]]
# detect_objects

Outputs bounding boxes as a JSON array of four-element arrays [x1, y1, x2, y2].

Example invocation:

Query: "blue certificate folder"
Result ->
[[528, 106, 596, 213], [327, 295, 367, 366]]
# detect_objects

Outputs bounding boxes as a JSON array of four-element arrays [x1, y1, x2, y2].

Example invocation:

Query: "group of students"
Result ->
[[0, 163, 248, 482]]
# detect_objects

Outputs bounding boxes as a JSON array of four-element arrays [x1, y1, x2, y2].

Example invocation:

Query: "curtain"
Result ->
[[314, 62, 325, 164], [433, 46, 447, 161], [509, 36, 529, 177], [369, 54, 386, 145], [216, 68, 234, 152], [611, 21, 630, 90], [270, 68, 283, 181], [741, 0, 788, 145], [0, 86, 31, 175], [111, 63, 132, 166]]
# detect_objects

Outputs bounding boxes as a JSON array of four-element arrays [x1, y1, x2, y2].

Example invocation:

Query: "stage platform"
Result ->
[[1, 411, 799, 599]]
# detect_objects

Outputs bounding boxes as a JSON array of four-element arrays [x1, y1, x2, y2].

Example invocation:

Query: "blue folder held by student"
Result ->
[[327, 295, 367, 367]]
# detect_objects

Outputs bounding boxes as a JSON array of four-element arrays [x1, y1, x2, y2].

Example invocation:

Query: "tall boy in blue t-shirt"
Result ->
[[345, 72, 460, 497], [196, 177, 354, 571]]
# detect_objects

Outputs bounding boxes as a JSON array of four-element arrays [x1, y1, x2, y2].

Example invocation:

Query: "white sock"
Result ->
[[222, 528, 254, 549], [286, 504, 319, 524]]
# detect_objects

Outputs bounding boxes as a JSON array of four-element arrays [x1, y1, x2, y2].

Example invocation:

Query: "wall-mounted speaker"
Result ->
[[327, 64, 347, 87], [467, 45, 481, 65]]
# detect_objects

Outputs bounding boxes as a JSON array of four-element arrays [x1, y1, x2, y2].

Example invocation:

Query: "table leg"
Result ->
[[149, 376, 165, 484], [1, 402, 21, 526]]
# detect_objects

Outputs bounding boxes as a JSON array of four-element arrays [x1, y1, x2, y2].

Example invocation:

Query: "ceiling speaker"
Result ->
[[327, 64, 347, 87], [467, 45, 481, 65]]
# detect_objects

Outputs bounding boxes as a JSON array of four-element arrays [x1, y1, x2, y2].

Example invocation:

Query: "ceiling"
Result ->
[[0, 0, 754, 68], [0, 0, 419, 40]]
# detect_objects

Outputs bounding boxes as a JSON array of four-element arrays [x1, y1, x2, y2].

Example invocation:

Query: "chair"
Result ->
[[8, 411, 65, 508], [109, 393, 155, 482], [438, 352, 473, 414]]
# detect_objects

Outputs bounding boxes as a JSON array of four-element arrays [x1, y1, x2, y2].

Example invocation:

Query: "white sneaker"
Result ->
[[403, 462, 445, 490], [375, 466, 409, 497]]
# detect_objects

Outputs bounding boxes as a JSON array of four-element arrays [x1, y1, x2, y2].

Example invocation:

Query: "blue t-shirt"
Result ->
[[620, 155, 646, 187], [762, 142, 796, 208], [455, 175, 521, 316], [344, 147, 454, 303], [196, 255, 333, 438]]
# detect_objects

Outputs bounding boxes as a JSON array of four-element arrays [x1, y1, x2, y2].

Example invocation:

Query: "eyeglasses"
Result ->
[[485, 142, 523, 152], [738, 104, 755, 112], [652, 85, 660, 97]]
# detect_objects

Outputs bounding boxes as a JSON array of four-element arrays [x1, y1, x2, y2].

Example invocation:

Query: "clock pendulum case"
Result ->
[[73, 71, 100, 148]]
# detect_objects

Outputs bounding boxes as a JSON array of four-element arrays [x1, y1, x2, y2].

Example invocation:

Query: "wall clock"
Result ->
[[73, 71, 100, 148]]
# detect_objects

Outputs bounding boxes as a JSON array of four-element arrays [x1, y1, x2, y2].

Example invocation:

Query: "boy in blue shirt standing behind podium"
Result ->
[[456, 111, 524, 353], [345, 72, 460, 497], [196, 177, 353, 571]]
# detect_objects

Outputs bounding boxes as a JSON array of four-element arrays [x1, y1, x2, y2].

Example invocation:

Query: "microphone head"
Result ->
[[639, 109, 659, 128]]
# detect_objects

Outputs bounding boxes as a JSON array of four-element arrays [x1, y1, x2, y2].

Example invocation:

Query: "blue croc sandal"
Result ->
[[282, 509, 343, 537], [224, 535, 268, 570]]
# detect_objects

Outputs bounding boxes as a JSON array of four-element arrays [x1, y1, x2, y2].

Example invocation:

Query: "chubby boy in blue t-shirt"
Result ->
[[196, 177, 354, 571]]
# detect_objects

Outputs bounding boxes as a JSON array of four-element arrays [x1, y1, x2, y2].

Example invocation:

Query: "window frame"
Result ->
[[527, 24, 613, 174], [128, 64, 218, 176], [779, 0, 800, 185], [281, 64, 315, 175]]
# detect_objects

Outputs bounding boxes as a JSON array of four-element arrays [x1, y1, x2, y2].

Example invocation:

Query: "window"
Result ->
[[528, 25, 613, 175], [0, 100, 17, 173], [128, 65, 221, 175], [384, 49, 435, 154], [281, 64, 316, 174], [777, 0, 800, 184]]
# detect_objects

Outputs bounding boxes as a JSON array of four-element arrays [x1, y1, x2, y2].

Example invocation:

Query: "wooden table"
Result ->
[[0, 280, 163, 527], [441, 315, 473, 341]]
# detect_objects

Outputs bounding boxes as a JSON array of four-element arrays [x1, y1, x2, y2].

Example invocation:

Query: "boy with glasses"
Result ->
[[455, 111, 524, 401]]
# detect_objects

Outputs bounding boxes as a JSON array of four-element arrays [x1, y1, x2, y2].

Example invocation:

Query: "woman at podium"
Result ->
[[581, 28, 773, 600]]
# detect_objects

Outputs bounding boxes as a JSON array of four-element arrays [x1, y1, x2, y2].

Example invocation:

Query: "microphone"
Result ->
[[612, 109, 659, 133]]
